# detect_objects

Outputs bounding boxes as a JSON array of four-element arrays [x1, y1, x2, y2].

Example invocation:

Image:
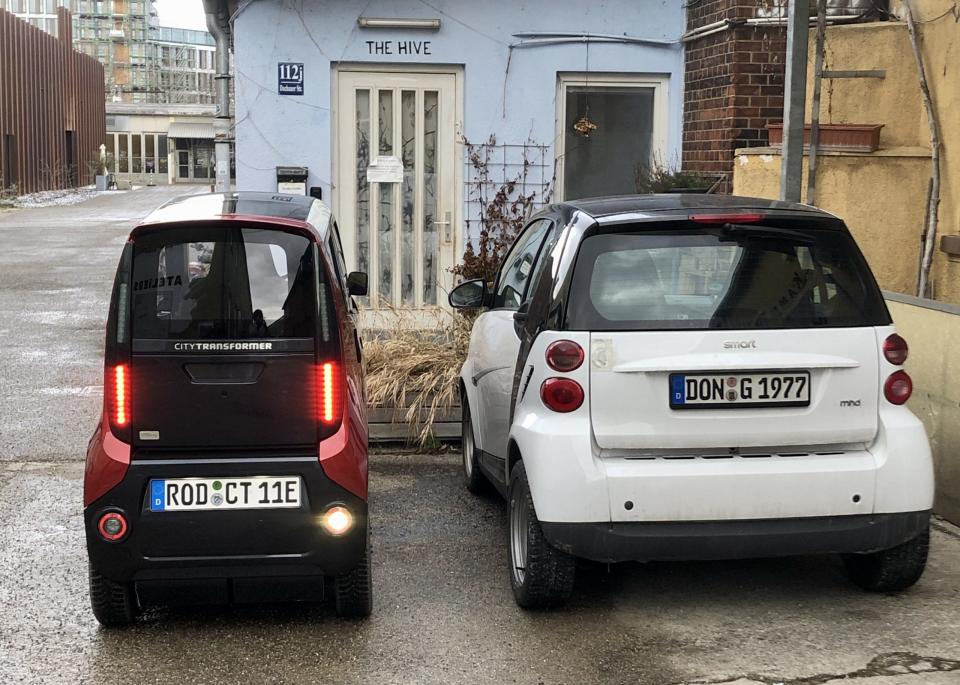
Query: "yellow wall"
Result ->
[[733, 1, 960, 302], [888, 298, 960, 524]]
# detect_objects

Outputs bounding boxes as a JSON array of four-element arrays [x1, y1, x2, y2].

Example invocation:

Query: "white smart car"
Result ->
[[450, 195, 933, 608]]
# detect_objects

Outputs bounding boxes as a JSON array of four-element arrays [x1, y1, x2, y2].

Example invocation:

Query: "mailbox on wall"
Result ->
[[276, 166, 309, 195]]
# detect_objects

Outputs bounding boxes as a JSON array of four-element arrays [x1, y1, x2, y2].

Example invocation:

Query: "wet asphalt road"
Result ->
[[2, 189, 960, 685]]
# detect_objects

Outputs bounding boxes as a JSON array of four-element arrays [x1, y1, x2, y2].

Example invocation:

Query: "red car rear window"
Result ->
[[131, 226, 319, 340]]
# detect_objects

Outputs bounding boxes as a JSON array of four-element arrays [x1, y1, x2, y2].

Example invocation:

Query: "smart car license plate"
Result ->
[[148, 476, 302, 512], [669, 372, 810, 409]]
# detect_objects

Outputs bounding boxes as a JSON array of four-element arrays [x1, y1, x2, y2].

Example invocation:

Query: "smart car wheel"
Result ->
[[843, 524, 929, 593], [333, 533, 373, 618], [89, 562, 138, 627], [462, 397, 487, 495], [507, 461, 575, 608]]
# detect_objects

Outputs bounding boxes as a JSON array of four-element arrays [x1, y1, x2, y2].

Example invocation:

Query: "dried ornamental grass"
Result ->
[[364, 310, 474, 447]]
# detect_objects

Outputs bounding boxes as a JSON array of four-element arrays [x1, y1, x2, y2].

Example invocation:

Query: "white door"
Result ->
[[336, 70, 459, 325]]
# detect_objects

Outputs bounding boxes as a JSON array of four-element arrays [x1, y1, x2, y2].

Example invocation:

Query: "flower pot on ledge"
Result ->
[[766, 123, 883, 153]]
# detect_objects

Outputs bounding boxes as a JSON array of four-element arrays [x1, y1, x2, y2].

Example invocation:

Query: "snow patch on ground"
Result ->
[[7, 186, 131, 209]]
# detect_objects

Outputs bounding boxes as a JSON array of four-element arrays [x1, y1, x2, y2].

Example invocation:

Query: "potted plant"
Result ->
[[766, 123, 884, 153], [635, 161, 719, 194]]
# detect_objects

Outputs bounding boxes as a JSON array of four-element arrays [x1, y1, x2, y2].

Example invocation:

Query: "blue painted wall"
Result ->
[[234, 0, 685, 223]]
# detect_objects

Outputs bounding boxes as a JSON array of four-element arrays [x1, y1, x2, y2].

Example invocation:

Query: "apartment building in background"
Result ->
[[0, 0, 215, 105]]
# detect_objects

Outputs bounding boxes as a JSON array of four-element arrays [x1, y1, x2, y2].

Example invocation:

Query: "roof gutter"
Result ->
[[203, 0, 233, 192]]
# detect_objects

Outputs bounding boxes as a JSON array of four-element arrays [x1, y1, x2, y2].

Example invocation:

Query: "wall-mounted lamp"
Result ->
[[357, 17, 441, 30]]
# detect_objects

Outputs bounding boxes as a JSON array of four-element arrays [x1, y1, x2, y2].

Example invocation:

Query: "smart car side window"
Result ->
[[495, 219, 551, 310]]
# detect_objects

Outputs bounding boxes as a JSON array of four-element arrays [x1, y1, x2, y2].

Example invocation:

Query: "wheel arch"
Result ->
[[507, 438, 522, 482]]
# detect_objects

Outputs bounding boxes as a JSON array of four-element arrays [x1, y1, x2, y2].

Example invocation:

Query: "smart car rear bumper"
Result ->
[[540, 510, 930, 563]]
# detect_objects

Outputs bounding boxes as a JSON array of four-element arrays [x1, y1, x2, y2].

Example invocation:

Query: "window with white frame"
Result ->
[[556, 74, 669, 201]]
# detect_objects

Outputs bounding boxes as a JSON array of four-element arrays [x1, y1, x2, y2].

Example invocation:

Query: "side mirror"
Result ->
[[346, 271, 368, 297], [449, 279, 487, 309]]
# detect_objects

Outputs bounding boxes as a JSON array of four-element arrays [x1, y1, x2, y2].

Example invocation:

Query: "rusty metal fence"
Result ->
[[0, 8, 105, 195]]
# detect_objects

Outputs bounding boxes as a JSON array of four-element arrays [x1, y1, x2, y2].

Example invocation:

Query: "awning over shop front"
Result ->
[[167, 122, 216, 140]]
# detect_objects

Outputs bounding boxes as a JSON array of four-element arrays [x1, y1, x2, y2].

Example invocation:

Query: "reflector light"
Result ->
[[546, 340, 585, 372], [320, 506, 353, 536], [320, 362, 338, 425], [884, 370, 913, 405], [98, 511, 128, 542], [689, 213, 765, 224], [883, 333, 909, 365], [540, 377, 585, 413], [113, 364, 130, 427]]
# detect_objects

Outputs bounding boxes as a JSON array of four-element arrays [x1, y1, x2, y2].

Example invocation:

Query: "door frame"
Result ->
[[554, 72, 670, 201], [331, 63, 466, 313]]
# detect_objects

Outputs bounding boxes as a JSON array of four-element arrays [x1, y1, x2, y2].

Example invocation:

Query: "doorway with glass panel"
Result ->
[[335, 69, 460, 326]]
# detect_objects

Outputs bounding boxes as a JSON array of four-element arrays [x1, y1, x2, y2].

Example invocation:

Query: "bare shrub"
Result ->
[[365, 309, 474, 447]]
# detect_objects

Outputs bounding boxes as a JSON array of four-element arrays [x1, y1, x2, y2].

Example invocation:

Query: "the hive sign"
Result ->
[[278, 62, 304, 96]]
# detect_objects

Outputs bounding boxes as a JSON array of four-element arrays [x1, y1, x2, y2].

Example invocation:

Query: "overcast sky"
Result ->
[[155, 0, 209, 31]]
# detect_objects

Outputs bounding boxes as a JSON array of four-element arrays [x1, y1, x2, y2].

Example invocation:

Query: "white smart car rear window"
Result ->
[[566, 224, 891, 331]]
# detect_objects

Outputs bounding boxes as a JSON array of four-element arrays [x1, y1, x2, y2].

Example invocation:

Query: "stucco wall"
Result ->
[[887, 296, 960, 525], [232, 0, 684, 224], [733, 2, 960, 302]]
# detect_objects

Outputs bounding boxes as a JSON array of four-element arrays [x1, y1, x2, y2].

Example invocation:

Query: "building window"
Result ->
[[556, 74, 669, 201], [105, 134, 115, 173], [158, 135, 168, 174]]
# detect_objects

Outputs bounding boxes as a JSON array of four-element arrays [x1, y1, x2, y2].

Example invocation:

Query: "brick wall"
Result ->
[[683, 1, 787, 192]]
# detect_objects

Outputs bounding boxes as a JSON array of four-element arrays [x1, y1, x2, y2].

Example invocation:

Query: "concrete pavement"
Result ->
[[1, 188, 959, 685]]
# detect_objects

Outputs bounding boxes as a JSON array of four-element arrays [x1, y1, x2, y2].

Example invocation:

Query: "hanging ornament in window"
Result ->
[[573, 36, 597, 138], [573, 115, 597, 138]]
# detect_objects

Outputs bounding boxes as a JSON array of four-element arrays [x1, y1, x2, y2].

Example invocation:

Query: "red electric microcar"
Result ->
[[84, 192, 370, 625]]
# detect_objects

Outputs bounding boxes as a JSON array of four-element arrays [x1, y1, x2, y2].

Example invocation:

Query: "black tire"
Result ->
[[334, 534, 373, 618], [89, 563, 138, 627], [461, 397, 488, 495], [843, 525, 930, 592], [507, 461, 575, 608]]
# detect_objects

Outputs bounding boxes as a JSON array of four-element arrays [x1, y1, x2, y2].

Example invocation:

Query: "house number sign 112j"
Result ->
[[278, 63, 304, 96]]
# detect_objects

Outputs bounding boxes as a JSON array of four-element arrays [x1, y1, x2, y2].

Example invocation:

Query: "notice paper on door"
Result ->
[[366, 156, 404, 183]]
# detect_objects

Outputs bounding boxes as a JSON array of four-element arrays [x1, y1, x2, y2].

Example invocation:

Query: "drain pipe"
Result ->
[[204, 0, 232, 193]]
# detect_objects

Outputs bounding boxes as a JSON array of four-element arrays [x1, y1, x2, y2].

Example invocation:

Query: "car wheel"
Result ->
[[843, 524, 929, 592], [89, 562, 138, 627], [507, 461, 575, 608], [462, 397, 487, 495], [334, 533, 373, 618]]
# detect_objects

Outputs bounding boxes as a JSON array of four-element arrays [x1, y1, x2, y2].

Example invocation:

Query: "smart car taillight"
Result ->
[[540, 378, 584, 413], [546, 340, 584, 372], [884, 370, 913, 405], [109, 364, 130, 428], [883, 333, 909, 365]]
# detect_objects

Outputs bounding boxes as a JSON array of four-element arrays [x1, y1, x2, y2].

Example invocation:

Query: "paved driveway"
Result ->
[[1, 189, 959, 685]]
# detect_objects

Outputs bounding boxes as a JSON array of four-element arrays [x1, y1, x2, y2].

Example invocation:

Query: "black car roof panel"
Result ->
[[563, 194, 833, 219]]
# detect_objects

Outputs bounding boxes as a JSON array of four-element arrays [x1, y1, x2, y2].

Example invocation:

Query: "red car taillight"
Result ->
[[107, 363, 131, 435], [884, 370, 913, 405], [318, 361, 343, 437], [546, 340, 584, 372], [541, 378, 584, 413], [97, 511, 129, 542], [883, 333, 909, 365]]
